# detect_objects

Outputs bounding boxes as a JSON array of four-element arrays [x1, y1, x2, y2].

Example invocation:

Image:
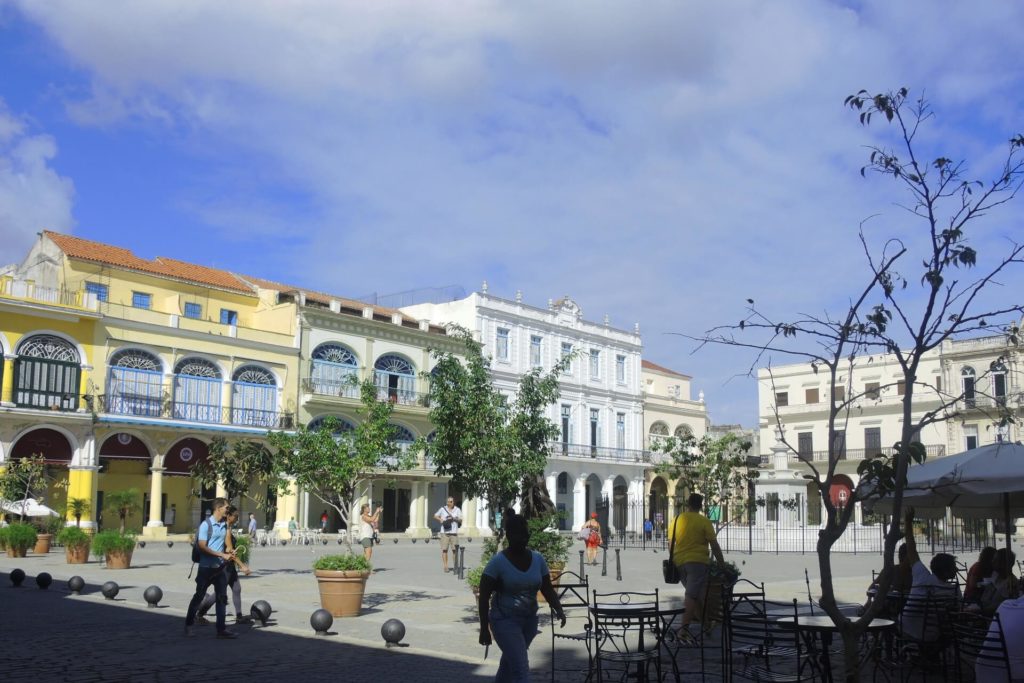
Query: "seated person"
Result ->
[[981, 548, 1020, 616], [975, 594, 1024, 683], [899, 508, 960, 643], [964, 546, 996, 604], [861, 543, 913, 617]]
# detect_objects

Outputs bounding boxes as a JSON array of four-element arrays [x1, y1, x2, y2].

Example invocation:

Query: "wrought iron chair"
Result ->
[[952, 612, 1012, 683], [591, 589, 662, 682], [893, 587, 959, 681], [550, 570, 592, 682], [727, 598, 814, 682]]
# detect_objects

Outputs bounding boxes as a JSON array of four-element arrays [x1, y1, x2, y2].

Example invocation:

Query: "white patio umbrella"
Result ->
[[872, 441, 1024, 552], [0, 498, 60, 518]]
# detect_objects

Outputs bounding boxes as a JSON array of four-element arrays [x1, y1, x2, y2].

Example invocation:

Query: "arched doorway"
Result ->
[[98, 433, 152, 533], [164, 438, 212, 530], [612, 475, 628, 533], [374, 354, 416, 405], [9, 428, 74, 514], [649, 476, 669, 534]]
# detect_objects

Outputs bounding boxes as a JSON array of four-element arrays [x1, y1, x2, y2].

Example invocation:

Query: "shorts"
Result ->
[[360, 537, 374, 549], [680, 562, 710, 601], [440, 534, 459, 551]]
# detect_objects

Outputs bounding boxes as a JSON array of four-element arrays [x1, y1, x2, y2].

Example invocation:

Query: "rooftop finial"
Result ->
[[481, 280, 489, 293], [548, 298, 554, 310], [634, 322, 640, 334], [515, 289, 522, 303], [603, 314, 610, 326]]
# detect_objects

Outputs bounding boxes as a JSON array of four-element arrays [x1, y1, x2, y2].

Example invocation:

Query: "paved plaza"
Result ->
[[0, 538, 897, 682]]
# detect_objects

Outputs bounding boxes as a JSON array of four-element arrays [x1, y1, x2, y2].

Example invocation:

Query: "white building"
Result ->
[[403, 286, 646, 533]]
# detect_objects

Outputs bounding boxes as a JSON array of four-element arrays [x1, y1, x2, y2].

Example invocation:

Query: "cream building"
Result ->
[[403, 286, 647, 534], [755, 329, 1022, 528]]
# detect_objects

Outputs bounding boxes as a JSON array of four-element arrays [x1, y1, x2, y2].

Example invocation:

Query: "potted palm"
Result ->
[[105, 488, 141, 534], [3, 523, 38, 558], [67, 497, 91, 527], [92, 530, 136, 568], [58, 526, 91, 564], [312, 553, 372, 617]]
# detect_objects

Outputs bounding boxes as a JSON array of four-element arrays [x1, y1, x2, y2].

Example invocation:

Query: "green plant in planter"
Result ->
[[104, 489, 141, 534], [527, 515, 572, 568], [313, 553, 371, 572], [38, 515, 65, 538], [66, 497, 91, 527], [91, 530, 137, 557], [466, 564, 484, 591], [0, 527, 7, 550], [57, 525, 91, 550], [4, 522, 38, 553], [710, 559, 742, 586]]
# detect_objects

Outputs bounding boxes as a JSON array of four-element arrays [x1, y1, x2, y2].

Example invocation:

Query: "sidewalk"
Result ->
[[0, 540, 886, 681]]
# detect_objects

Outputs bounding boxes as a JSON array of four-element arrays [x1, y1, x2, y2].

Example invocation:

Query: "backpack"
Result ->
[[191, 518, 215, 563]]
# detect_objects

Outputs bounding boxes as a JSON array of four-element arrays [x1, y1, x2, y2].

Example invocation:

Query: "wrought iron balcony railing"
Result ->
[[790, 444, 946, 463], [301, 377, 431, 408], [548, 441, 657, 464], [95, 394, 294, 430]]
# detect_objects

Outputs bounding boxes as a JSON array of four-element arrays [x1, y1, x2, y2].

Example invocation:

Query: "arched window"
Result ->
[[674, 424, 693, 440], [391, 424, 416, 444], [374, 354, 416, 405], [961, 366, 976, 408], [173, 358, 222, 423], [232, 365, 278, 428], [108, 348, 163, 417], [648, 421, 669, 448], [14, 334, 81, 410], [311, 343, 359, 399], [307, 415, 356, 434], [992, 362, 1007, 406]]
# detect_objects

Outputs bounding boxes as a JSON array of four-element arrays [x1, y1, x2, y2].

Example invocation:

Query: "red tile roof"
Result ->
[[642, 359, 690, 379]]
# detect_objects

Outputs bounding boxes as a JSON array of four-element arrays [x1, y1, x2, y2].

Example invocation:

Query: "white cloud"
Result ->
[[8, 0, 1024, 423], [0, 100, 75, 266]]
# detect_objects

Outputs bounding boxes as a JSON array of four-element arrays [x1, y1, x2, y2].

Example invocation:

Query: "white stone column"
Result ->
[[462, 496, 478, 536], [142, 466, 167, 539], [545, 472, 558, 503], [573, 474, 587, 530], [602, 477, 615, 533], [627, 477, 644, 532]]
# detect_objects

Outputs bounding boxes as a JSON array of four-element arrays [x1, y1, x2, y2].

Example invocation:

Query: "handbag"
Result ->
[[578, 527, 591, 542], [662, 512, 681, 585]]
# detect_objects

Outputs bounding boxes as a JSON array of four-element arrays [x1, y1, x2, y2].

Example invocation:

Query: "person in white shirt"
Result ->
[[247, 513, 258, 537], [433, 497, 462, 573], [900, 507, 959, 642], [976, 595, 1024, 683]]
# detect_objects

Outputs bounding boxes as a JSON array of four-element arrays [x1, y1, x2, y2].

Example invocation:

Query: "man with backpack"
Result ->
[[185, 497, 237, 639]]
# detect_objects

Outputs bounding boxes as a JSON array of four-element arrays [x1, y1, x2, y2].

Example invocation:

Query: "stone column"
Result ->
[[0, 354, 14, 406], [573, 474, 587, 530], [406, 482, 423, 536], [142, 466, 167, 539], [66, 465, 99, 531], [461, 496, 478, 536], [274, 477, 299, 539], [602, 477, 615, 534], [215, 479, 228, 500]]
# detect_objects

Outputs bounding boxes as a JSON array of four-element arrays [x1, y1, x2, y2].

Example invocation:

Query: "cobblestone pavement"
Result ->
[[0, 538, 891, 682]]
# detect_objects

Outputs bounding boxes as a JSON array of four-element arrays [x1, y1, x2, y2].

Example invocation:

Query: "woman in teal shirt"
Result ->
[[479, 509, 566, 682]]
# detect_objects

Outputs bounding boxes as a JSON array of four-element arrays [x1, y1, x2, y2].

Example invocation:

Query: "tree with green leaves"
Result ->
[[105, 488, 141, 534], [268, 379, 413, 547], [192, 437, 288, 513], [426, 327, 569, 529], [0, 454, 47, 520], [692, 88, 1024, 680], [655, 432, 757, 527]]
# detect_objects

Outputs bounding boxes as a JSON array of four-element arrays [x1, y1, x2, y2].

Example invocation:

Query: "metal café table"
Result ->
[[590, 601, 686, 682], [776, 615, 895, 683]]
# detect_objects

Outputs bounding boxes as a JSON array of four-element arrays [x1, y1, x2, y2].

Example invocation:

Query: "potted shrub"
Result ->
[[58, 526, 91, 564], [312, 553, 371, 617], [4, 522, 38, 558], [33, 515, 63, 554], [528, 515, 573, 600], [92, 530, 136, 569], [467, 565, 484, 598]]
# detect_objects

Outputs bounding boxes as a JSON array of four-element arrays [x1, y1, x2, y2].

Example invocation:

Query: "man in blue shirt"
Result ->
[[185, 497, 237, 638]]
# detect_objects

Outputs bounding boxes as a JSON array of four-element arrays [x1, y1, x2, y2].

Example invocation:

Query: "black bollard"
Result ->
[[615, 548, 622, 581], [601, 546, 608, 577], [578, 549, 585, 577], [458, 546, 466, 580]]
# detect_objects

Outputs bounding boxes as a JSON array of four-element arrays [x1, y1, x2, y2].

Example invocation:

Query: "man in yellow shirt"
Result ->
[[670, 493, 725, 633]]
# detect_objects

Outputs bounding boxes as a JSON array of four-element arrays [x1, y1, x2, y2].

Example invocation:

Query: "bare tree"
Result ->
[[689, 88, 1023, 679]]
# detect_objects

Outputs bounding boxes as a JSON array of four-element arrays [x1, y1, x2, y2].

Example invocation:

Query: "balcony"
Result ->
[[301, 378, 431, 408], [959, 395, 1015, 410], [548, 441, 658, 464], [0, 278, 99, 312], [95, 393, 294, 431], [790, 444, 947, 463], [96, 301, 296, 348]]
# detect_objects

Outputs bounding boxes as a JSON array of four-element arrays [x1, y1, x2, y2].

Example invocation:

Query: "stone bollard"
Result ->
[[579, 549, 585, 577], [601, 547, 608, 577], [615, 549, 622, 581]]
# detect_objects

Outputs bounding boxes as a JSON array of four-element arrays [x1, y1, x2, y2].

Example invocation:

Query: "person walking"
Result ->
[[478, 509, 566, 682], [197, 506, 252, 625], [359, 503, 382, 562], [670, 493, 725, 639], [434, 496, 462, 573], [320, 509, 329, 533], [581, 513, 601, 565], [184, 497, 237, 639], [247, 512, 258, 538]]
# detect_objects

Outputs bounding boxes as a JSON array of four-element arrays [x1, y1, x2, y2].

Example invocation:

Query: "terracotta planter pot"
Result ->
[[65, 544, 90, 564], [7, 547, 28, 558], [538, 563, 564, 603], [33, 533, 52, 554], [315, 569, 370, 617], [105, 549, 133, 569]]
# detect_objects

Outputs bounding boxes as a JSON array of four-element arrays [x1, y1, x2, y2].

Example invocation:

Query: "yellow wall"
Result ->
[[0, 308, 96, 405]]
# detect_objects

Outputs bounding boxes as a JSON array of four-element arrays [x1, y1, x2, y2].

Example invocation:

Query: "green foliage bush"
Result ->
[[466, 564, 484, 590], [57, 525, 91, 549], [233, 534, 251, 564], [3, 522, 38, 551], [91, 530, 136, 556], [313, 553, 371, 572], [528, 515, 573, 567]]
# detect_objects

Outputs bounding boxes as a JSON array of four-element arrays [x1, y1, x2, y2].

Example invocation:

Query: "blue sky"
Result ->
[[1, 1, 1022, 427]]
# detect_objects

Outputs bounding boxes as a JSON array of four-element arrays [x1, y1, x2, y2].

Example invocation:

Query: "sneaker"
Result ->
[[196, 616, 210, 625], [184, 626, 196, 638], [235, 615, 253, 624], [676, 628, 698, 646], [216, 630, 239, 639]]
